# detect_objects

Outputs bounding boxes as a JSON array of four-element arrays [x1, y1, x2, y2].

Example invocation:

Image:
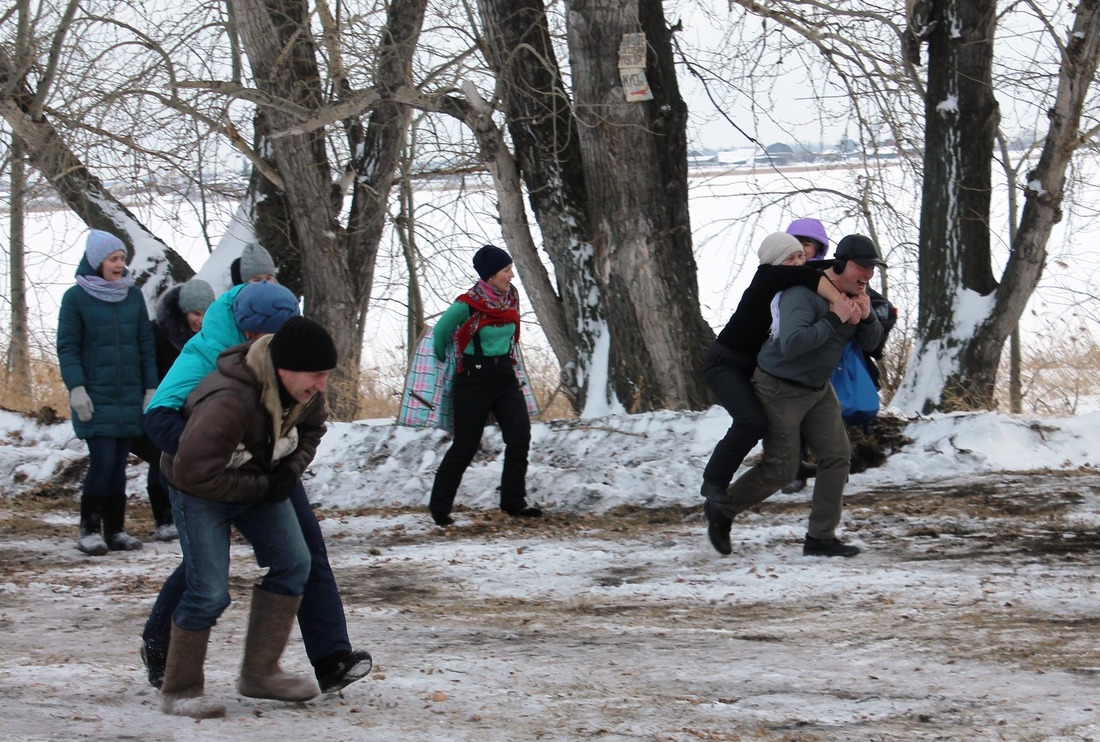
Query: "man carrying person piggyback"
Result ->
[[706, 235, 886, 558]]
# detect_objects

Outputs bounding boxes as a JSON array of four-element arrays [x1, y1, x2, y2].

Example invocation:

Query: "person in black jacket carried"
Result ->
[[700, 233, 843, 555]]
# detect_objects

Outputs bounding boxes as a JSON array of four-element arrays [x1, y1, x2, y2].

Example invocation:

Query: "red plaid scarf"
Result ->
[[454, 280, 520, 371]]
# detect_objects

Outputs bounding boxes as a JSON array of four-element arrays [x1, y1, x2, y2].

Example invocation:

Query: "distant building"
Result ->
[[762, 143, 794, 165]]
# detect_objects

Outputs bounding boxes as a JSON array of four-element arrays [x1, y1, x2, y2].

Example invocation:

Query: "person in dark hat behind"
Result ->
[[427, 244, 542, 526], [155, 317, 339, 718], [131, 277, 217, 542], [229, 242, 278, 286]]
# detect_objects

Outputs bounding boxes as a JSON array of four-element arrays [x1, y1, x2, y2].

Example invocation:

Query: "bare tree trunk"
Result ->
[[233, 0, 425, 419], [343, 0, 426, 354], [972, 1, 1100, 403], [6, 134, 32, 401], [894, 0, 998, 413], [477, 0, 597, 410], [396, 136, 424, 349], [564, 0, 713, 411], [896, 0, 1100, 414]]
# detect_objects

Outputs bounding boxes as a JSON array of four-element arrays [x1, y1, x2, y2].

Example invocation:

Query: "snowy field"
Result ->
[[1, 408, 1100, 740]]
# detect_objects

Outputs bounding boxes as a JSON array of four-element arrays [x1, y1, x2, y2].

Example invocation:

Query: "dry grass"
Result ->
[[4, 335, 1096, 423], [0, 353, 69, 419]]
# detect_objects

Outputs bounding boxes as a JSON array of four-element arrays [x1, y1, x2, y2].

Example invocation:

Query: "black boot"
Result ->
[[102, 494, 142, 551], [76, 498, 108, 556], [141, 639, 167, 689], [702, 499, 733, 556], [430, 510, 455, 527], [700, 481, 733, 556], [802, 535, 861, 558], [315, 649, 373, 693]]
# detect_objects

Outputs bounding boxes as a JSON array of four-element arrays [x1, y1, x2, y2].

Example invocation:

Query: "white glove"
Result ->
[[226, 443, 254, 469], [272, 428, 300, 462], [70, 386, 94, 422], [143, 388, 156, 410]]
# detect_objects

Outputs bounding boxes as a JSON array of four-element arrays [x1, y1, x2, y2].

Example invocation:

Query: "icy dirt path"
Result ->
[[2, 474, 1100, 741]]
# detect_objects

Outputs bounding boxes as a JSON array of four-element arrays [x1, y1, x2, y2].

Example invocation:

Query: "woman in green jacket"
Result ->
[[428, 245, 541, 526], [57, 230, 158, 555]]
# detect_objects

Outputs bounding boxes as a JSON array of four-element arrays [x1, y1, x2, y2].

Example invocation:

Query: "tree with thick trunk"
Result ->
[[232, 0, 426, 418], [893, 0, 1100, 413], [477, 0, 599, 411], [563, 0, 713, 411]]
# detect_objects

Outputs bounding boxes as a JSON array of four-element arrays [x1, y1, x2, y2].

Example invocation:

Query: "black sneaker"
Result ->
[[140, 640, 166, 689], [503, 506, 543, 518], [802, 536, 861, 558], [703, 499, 732, 556], [430, 511, 455, 527], [781, 478, 807, 494], [315, 649, 373, 694]]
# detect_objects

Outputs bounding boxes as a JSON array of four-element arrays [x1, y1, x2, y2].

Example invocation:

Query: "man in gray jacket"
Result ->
[[706, 235, 886, 557]]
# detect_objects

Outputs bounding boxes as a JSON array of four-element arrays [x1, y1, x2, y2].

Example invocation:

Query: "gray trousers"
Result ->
[[719, 368, 851, 540]]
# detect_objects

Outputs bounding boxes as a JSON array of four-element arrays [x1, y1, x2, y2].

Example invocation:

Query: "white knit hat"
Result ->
[[757, 232, 803, 266]]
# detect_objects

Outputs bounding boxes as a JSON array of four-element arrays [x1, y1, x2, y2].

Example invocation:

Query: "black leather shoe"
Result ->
[[503, 505, 543, 518], [802, 536, 861, 558], [703, 499, 732, 556], [430, 511, 455, 527], [315, 649, 373, 693]]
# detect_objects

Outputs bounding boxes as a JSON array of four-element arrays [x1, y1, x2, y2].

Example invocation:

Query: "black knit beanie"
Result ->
[[472, 244, 513, 280], [268, 317, 338, 372]]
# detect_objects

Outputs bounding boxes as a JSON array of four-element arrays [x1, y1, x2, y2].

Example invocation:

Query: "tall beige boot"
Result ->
[[238, 586, 320, 702], [160, 622, 227, 718]]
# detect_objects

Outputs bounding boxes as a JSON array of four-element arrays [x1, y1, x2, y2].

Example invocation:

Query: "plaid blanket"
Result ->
[[396, 325, 539, 433]]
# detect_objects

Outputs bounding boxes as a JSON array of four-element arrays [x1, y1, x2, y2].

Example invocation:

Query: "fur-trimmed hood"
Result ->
[[155, 284, 195, 353]]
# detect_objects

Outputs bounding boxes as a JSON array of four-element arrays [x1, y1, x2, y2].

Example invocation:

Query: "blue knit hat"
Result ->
[[232, 282, 300, 333], [472, 245, 513, 280], [86, 230, 126, 270]]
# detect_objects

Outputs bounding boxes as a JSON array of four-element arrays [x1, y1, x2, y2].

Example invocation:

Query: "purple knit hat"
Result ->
[[786, 218, 830, 260]]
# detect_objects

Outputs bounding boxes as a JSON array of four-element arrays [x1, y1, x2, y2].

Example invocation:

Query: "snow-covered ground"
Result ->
[[1, 408, 1100, 740]]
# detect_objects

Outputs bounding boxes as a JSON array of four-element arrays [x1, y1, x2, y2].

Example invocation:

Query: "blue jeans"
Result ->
[[144, 481, 352, 664], [83, 436, 132, 499], [169, 487, 311, 632]]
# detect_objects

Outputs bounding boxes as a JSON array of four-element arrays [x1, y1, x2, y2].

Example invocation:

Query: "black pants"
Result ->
[[701, 342, 768, 488], [131, 434, 173, 527], [430, 355, 531, 515]]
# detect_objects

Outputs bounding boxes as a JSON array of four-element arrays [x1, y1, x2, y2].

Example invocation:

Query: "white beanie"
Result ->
[[757, 232, 803, 266]]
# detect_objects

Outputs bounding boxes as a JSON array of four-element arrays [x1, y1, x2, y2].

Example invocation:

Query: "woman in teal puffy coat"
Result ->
[[57, 230, 158, 556]]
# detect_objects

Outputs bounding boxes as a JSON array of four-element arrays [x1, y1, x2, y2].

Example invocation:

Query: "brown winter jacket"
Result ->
[[160, 335, 328, 502]]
